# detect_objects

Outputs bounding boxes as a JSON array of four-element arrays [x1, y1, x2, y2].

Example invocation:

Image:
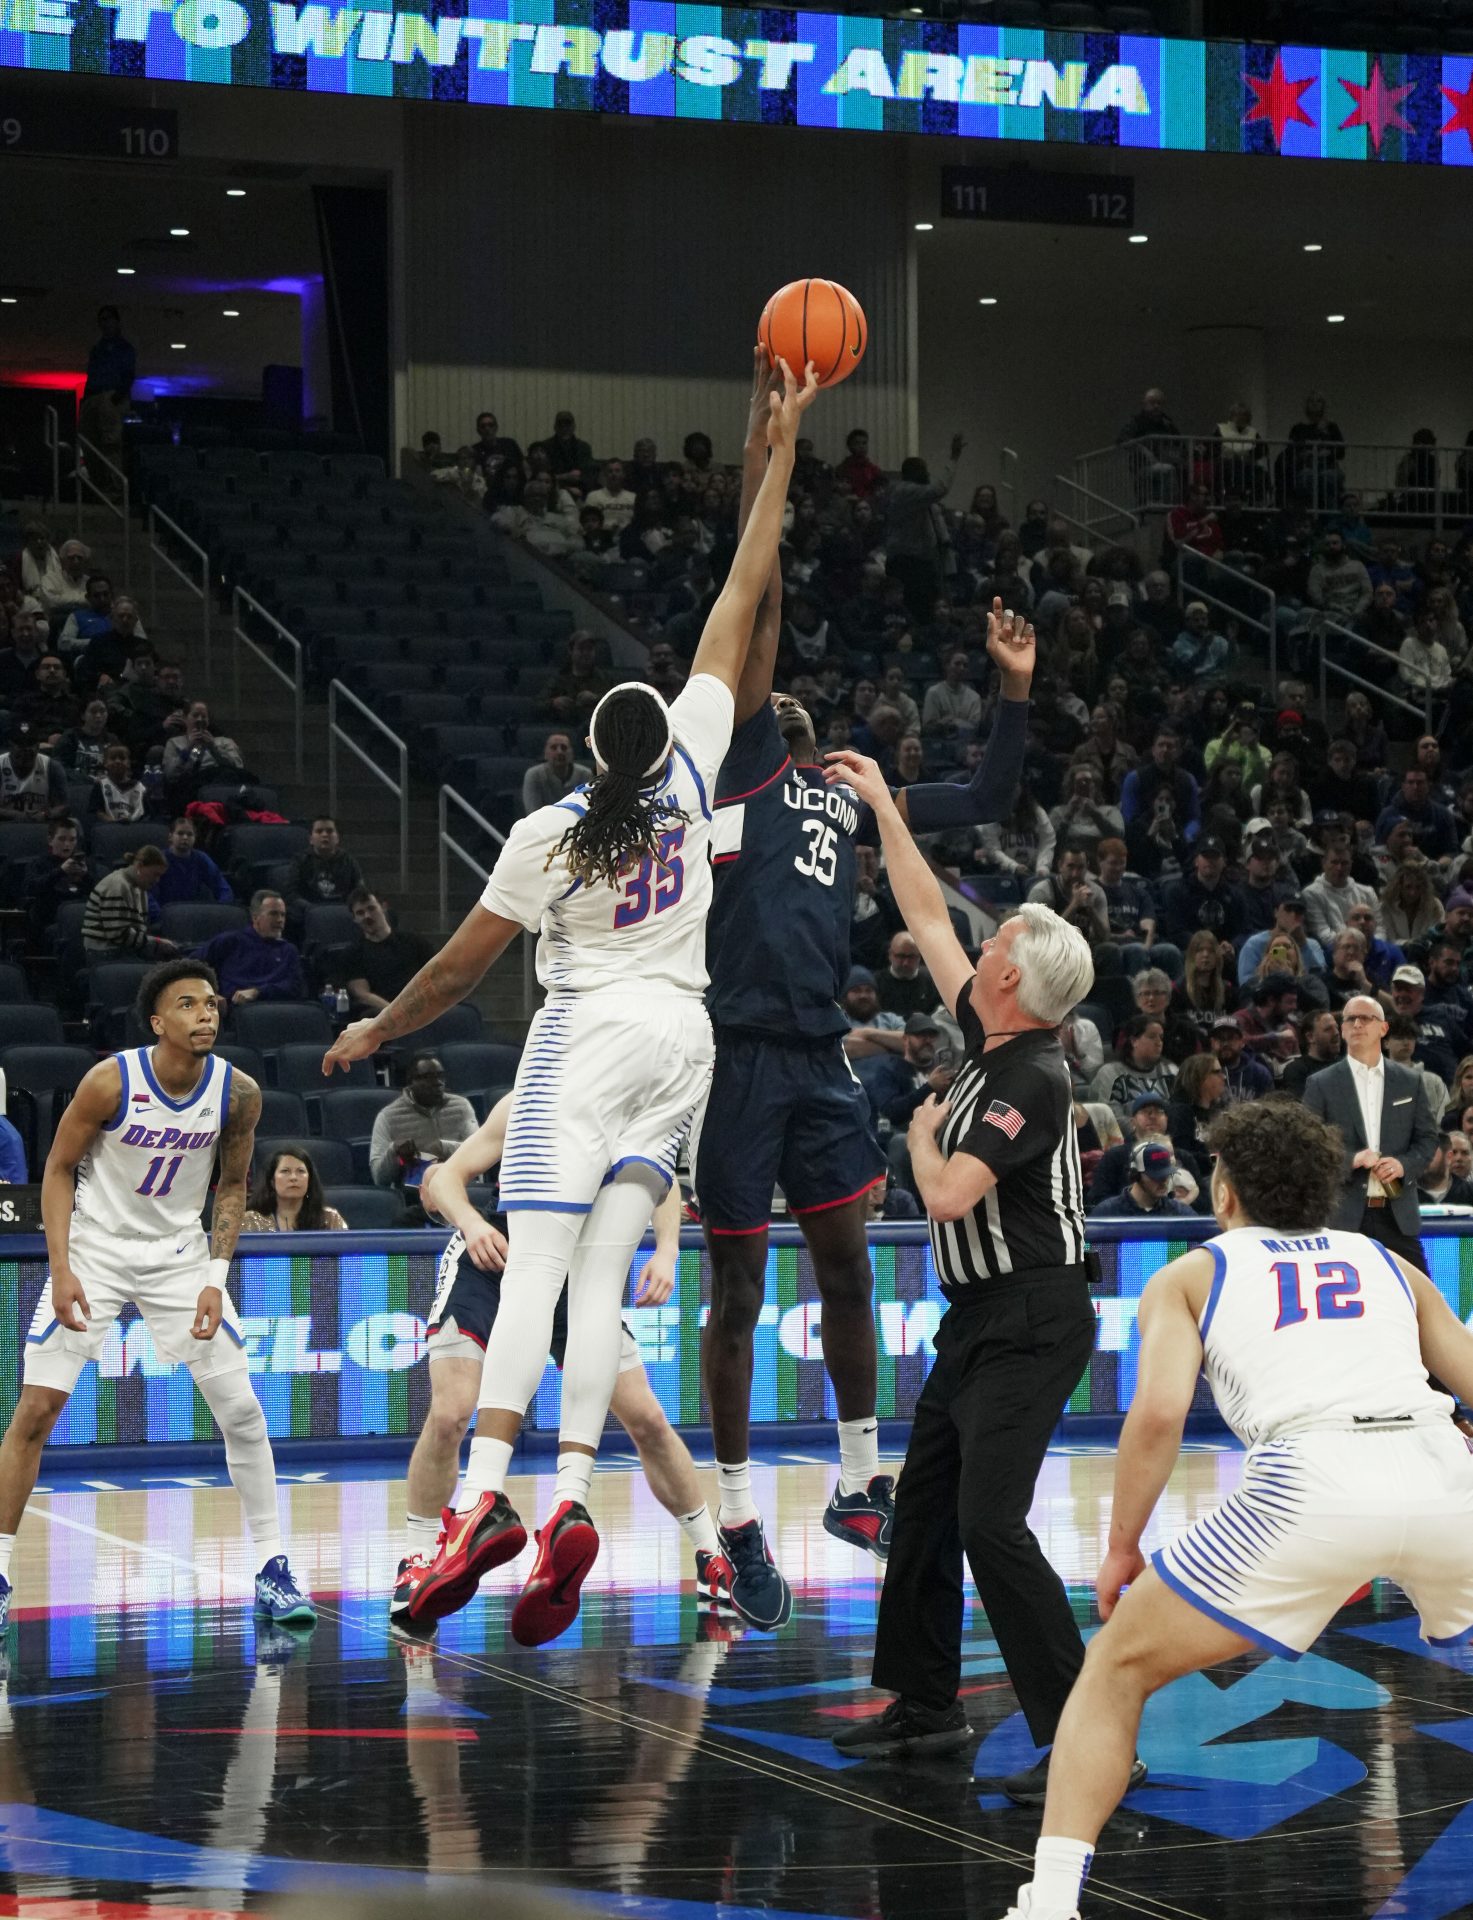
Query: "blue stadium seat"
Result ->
[[302, 904, 356, 952], [226, 823, 311, 877], [384, 1005, 484, 1055], [320, 1086, 399, 1181], [0, 1005, 63, 1049], [159, 903, 249, 946], [437, 1041, 521, 1094], [1, 1044, 96, 1167], [0, 823, 50, 870], [324, 1185, 404, 1229], [85, 961, 152, 1048], [275, 1041, 373, 1093], [214, 1042, 267, 1083], [259, 1088, 310, 1136], [90, 822, 168, 869], [0, 962, 32, 1002], [232, 1001, 332, 1067], [253, 1135, 352, 1185]]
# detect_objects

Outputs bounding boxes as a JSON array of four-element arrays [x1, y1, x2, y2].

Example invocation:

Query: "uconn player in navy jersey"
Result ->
[[693, 358, 1038, 1628], [0, 960, 313, 1627], [326, 359, 820, 1645]]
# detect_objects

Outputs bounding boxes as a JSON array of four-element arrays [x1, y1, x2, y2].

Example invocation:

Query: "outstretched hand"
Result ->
[[766, 358, 820, 453], [986, 596, 1036, 698], [323, 1018, 383, 1076], [823, 747, 890, 812], [746, 343, 783, 446]]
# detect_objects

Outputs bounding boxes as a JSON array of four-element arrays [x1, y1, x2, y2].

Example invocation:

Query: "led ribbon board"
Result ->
[[2, 5, 1472, 167]]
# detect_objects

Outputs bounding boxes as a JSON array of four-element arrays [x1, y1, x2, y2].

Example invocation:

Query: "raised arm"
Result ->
[[41, 1058, 122, 1332], [895, 600, 1034, 832], [825, 750, 973, 1013], [196, 1070, 263, 1339], [323, 902, 522, 1074], [688, 357, 817, 697], [732, 348, 786, 727]]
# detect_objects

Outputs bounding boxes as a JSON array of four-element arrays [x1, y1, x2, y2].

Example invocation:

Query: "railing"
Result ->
[[75, 431, 131, 579], [1304, 614, 1432, 732], [1177, 548, 1278, 691], [999, 445, 1019, 518], [42, 406, 60, 509], [329, 680, 408, 889], [231, 587, 304, 780], [147, 505, 212, 679], [1050, 471, 1140, 547], [1076, 434, 1470, 531], [438, 784, 537, 1019]]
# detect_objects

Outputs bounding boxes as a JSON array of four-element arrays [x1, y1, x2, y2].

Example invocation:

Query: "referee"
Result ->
[[824, 750, 1131, 1803]]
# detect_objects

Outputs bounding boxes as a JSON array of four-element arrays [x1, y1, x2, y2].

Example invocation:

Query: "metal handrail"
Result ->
[[75, 431, 131, 579], [1051, 472, 1140, 546], [1309, 613, 1431, 730], [438, 784, 538, 1018], [1177, 549, 1278, 689], [330, 680, 408, 888], [41, 406, 60, 508], [147, 505, 212, 679], [999, 445, 1018, 517], [231, 587, 304, 779]]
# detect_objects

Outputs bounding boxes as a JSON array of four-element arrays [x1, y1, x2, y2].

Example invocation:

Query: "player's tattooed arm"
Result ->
[[323, 905, 521, 1073], [207, 1071, 261, 1272], [42, 1058, 123, 1332]]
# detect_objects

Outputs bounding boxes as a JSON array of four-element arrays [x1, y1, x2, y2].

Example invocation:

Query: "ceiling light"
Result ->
[[170, 342, 187, 350], [170, 226, 189, 236], [0, 297, 15, 306], [223, 308, 240, 317], [117, 267, 135, 275], [978, 297, 998, 306], [1129, 234, 1149, 245], [226, 188, 246, 198], [1326, 313, 1345, 324], [1303, 243, 1323, 252], [914, 222, 934, 232]]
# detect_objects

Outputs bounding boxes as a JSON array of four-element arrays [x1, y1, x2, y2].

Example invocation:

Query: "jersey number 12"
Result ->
[[794, 820, 838, 888], [1271, 1259, 1363, 1329]]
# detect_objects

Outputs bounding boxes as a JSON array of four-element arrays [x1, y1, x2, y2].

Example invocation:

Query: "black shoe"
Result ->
[[981, 1750, 1148, 1805], [832, 1697, 973, 1759]]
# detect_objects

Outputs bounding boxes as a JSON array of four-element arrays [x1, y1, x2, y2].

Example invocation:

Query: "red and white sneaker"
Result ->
[[389, 1553, 434, 1624], [695, 1548, 738, 1611], [509, 1500, 599, 1647], [407, 1493, 528, 1626]]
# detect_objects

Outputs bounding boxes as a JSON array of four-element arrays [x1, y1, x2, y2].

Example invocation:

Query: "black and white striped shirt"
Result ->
[[930, 987, 1086, 1291]]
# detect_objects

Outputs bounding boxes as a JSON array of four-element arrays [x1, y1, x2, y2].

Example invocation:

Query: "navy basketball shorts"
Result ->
[[691, 1029, 887, 1235], [426, 1234, 639, 1373]]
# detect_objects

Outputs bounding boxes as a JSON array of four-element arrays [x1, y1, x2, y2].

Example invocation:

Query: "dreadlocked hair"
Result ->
[[545, 686, 689, 890]]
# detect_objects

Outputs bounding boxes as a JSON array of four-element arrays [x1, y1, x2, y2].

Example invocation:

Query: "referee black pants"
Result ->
[[872, 1269, 1097, 1747]]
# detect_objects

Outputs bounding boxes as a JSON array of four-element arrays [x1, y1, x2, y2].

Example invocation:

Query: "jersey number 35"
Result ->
[[794, 820, 838, 888], [615, 828, 686, 928]]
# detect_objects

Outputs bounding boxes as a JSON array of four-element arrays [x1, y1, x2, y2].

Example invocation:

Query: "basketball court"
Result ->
[[3, 1442, 1470, 1919]]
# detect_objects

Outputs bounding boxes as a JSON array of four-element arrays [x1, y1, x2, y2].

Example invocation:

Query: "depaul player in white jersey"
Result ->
[[325, 356, 821, 1645], [0, 960, 314, 1629], [997, 1097, 1473, 1920]]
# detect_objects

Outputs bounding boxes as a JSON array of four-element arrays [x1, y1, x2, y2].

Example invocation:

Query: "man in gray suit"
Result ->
[[1305, 994, 1438, 1269]]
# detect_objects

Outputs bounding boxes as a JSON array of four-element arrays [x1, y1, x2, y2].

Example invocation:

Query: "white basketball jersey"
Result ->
[[481, 674, 733, 998], [74, 1049, 231, 1240], [1199, 1225, 1451, 1445]]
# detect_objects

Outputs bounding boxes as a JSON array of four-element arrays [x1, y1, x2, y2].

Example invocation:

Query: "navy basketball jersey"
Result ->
[[706, 704, 862, 1039]]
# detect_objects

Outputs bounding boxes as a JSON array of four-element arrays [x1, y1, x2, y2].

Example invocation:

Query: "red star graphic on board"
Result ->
[[1441, 73, 1473, 152], [1339, 61, 1415, 151], [1244, 50, 1317, 148]]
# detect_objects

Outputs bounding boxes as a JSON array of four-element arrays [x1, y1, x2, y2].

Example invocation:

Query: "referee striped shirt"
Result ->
[[930, 986, 1086, 1291]]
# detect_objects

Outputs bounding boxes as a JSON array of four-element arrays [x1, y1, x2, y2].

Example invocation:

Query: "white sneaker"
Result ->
[[1000, 1892, 1080, 1920]]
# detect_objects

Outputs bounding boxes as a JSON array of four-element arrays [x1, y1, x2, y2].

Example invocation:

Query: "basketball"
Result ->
[[758, 278, 868, 388]]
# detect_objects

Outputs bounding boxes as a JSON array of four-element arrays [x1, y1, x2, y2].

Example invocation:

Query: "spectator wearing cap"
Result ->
[[1170, 603, 1229, 685], [1302, 840, 1379, 944], [1423, 938, 1473, 1021], [0, 722, 69, 821], [855, 1011, 944, 1122], [1237, 829, 1298, 938], [841, 966, 905, 1060], [1426, 886, 1473, 961], [874, 931, 934, 1022], [1280, 1008, 1343, 1098], [1375, 767, 1459, 866], [1085, 1091, 1170, 1208], [1089, 1013, 1176, 1118], [1157, 835, 1246, 950], [1309, 738, 1380, 825], [1238, 896, 1327, 985], [1389, 965, 1466, 1083], [1211, 1013, 1274, 1102], [1236, 972, 1301, 1064], [1418, 1134, 1473, 1207], [1089, 1140, 1197, 1219]]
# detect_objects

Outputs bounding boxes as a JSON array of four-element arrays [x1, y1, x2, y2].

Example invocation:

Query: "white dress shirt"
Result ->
[[1348, 1052, 1386, 1193]]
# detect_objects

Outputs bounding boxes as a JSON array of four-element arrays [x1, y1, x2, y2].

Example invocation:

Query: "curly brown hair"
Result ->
[[1205, 1098, 1344, 1232]]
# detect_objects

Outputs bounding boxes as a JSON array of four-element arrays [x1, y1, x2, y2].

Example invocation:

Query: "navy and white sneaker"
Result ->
[[0, 1573, 10, 1632], [253, 1555, 316, 1626], [823, 1475, 895, 1561], [717, 1518, 792, 1632]]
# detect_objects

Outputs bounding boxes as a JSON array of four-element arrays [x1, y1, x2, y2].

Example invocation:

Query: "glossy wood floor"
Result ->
[[1, 1444, 1470, 1919]]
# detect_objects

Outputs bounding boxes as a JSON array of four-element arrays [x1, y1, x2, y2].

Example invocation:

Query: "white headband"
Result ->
[[588, 681, 673, 780]]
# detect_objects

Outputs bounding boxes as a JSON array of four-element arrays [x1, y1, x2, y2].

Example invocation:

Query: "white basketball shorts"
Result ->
[[24, 1218, 249, 1393], [1154, 1419, 1473, 1659], [497, 991, 713, 1213]]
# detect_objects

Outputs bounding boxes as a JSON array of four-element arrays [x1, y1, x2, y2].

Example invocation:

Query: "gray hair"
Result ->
[[1006, 903, 1095, 1024], [1134, 967, 1172, 998]]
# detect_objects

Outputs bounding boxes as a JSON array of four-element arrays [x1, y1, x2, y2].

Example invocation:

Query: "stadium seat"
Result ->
[[232, 1001, 333, 1069], [437, 1041, 521, 1094], [253, 1135, 352, 1186], [324, 1185, 405, 1229], [302, 904, 357, 952], [90, 821, 167, 869], [0, 823, 50, 871], [1, 1044, 96, 1167], [0, 1005, 64, 1049], [259, 1088, 310, 1136], [0, 962, 32, 1003], [214, 1043, 267, 1083], [384, 1005, 484, 1054], [274, 1041, 374, 1092], [159, 903, 249, 945], [320, 1086, 399, 1182], [85, 960, 153, 1049]]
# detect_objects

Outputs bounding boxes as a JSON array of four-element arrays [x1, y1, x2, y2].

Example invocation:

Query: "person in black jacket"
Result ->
[[287, 817, 364, 906]]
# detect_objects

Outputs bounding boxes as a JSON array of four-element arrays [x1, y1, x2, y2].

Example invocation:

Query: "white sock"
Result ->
[[404, 1510, 441, 1558], [456, 1435, 513, 1511], [836, 1416, 880, 1496], [676, 1504, 720, 1557], [0, 1532, 15, 1583], [716, 1460, 758, 1529], [554, 1449, 594, 1509], [1026, 1837, 1095, 1918]]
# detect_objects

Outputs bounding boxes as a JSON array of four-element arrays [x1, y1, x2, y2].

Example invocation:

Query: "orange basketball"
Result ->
[[758, 278, 868, 389]]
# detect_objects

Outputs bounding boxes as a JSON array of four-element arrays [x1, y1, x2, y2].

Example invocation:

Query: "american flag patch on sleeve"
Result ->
[[983, 1100, 1025, 1140]]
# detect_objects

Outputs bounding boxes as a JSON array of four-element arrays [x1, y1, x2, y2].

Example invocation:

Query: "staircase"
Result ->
[[70, 501, 533, 1039]]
